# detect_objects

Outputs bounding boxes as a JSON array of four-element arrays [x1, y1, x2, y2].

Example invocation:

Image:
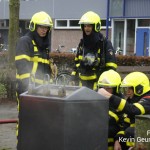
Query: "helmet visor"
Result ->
[[97, 85, 116, 88], [120, 86, 134, 98], [37, 24, 51, 27], [79, 21, 94, 25], [97, 85, 116, 94]]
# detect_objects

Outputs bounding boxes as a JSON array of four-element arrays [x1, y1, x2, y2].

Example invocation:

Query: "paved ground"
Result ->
[[0, 100, 18, 150]]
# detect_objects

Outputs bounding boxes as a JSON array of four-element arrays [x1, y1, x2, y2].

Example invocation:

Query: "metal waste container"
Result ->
[[18, 85, 108, 150]]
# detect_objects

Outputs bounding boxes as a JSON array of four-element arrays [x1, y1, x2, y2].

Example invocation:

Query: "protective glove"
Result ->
[[83, 53, 95, 66], [93, 57, 100, 67]]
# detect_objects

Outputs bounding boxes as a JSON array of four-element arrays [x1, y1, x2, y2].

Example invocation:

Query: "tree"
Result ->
[[8, 0, 20, 65], [6, 0, 20, 99]]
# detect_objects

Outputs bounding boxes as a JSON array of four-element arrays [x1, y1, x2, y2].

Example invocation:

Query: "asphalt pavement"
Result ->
[[0, 100, 18, 150]]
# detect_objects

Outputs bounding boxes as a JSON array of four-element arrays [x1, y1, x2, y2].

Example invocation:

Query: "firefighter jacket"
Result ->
[[15, 31, 51, 95], [71, 33, 117, 84], [110, 91, 150, 148]]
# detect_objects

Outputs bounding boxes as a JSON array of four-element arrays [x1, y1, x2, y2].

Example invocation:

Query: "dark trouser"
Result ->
[[120, 127, 135, 150], [79, 79, 97, 90], [108, 123, 120, 150]]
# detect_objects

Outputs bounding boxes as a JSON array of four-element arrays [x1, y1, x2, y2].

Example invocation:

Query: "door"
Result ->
[[113, 21, 124, 53], [136, 28, 150, 56]]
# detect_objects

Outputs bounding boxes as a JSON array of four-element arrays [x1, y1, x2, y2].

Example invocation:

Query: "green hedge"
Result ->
[[116, 55, 150, 66], [50, 52, 150, 67], [0, 51, 150, 100], [0, 52, 16, 100]]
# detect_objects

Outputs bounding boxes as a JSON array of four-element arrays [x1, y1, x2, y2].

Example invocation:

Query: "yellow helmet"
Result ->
[[98, 70, 121, 93], [120, 72, 150, 96], [79, 11, 101, 32], [29, 11, 53, 32]]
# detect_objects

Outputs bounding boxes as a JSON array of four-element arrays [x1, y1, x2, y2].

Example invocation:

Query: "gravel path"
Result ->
[[0, 100, 18, 150]]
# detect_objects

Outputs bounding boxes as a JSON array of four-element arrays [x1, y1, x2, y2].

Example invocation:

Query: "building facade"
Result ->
[[0, 0, 150, 56], [109, 0, 150, 56]]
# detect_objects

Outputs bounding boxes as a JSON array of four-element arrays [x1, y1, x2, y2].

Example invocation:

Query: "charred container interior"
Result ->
[[18, 85, 109, 150]]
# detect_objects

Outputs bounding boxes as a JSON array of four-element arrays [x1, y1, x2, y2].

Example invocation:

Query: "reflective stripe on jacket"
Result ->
[[15, 35, 51, 94], [71, 32, 117, 82]]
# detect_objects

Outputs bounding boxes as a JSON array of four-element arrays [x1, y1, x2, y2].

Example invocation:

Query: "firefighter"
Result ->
[[97, 69, 124, 150], [15, 11, 53, 149], [71, 11, 117, 90], [98, 72, 150, 150], [15, 11, 53, 98]]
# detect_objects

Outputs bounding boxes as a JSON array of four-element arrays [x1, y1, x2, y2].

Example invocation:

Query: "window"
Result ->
[[56, 20, 67, 27], [69, 20, 79, 27], [126, 19, 135, 55], [0, 20, 8, 28], [55, 19, 108, 29], [138, 19, 150, 27], [25, 21, 30, 29], [101, 20, 111, 29], [21, 0, 38, 1], [55, 19, 80, 29], [109, 0, 123, 17], [0, 20, 4, 27]]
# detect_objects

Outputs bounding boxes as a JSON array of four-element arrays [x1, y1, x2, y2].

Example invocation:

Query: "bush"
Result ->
[[50, 52, 150, 68], [0, 83, 6, 98], [1, 51, 150, 100], [0, 52, 16, 100], [116, 55, 150, 66]]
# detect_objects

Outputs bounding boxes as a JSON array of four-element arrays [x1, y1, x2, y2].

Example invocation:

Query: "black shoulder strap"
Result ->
[[99, 34, 106, 68], [78, 39, 83, 47]]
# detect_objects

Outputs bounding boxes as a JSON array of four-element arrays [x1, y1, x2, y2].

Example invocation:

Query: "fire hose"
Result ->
[[0, 119, 18, 124]]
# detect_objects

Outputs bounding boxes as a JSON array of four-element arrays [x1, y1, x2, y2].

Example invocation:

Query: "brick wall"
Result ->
[[51, 29, 82, 52], [51, 29, 108, 53]]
